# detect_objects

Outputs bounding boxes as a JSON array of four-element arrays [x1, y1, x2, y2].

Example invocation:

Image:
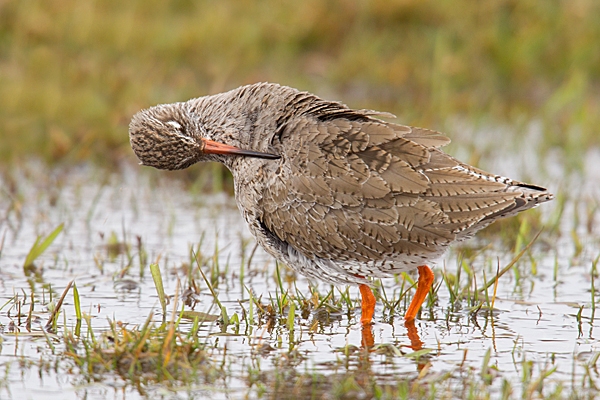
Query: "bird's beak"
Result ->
[[201, 139, 280, 160]]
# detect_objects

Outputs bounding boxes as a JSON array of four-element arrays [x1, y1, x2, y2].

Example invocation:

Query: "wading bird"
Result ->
[[129, 83, 553, 334]]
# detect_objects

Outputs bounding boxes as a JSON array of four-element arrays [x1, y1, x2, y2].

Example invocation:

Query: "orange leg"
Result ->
[[404, 265, 434, 321], [359, 284, 376, 325]]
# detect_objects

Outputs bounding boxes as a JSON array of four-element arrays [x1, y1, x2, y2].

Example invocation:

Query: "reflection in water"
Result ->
[[404, 319, 424, 351], [360, 319, 428, 373], [361, 320, 423, 352], [361, 324, 375, 348]]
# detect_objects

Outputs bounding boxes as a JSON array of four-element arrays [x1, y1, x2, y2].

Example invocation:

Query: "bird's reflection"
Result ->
[[361, 323, 375, 348], [359, 319, 429, 371], [404, 319, 424, 350], [360, 320, 423, 351]]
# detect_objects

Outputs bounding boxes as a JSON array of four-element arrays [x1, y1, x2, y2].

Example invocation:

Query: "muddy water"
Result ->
[[0, 146, 598, 399]]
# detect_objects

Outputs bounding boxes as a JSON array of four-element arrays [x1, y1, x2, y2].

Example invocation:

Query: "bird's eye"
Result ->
[[166, 120, 183, 130]]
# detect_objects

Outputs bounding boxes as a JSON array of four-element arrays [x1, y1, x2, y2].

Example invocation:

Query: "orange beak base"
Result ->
[[202, 139, 280, 160]]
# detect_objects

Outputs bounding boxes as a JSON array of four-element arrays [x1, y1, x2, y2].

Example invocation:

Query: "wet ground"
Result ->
[[0, 142, 599, 399]]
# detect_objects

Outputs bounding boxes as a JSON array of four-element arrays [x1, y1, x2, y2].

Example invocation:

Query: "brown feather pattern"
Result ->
[[129, 82, 553, 285]]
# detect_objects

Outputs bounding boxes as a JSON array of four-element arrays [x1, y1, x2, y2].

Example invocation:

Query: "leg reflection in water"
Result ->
[[360, 320, 423, 351], [359, 319, 429, 373]]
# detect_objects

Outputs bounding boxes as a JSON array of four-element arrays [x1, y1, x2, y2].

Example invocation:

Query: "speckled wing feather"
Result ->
[[260, 107, 542, 270]]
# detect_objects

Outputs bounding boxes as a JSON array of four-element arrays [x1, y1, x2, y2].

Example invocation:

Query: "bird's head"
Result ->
[[129, 103, 279, 170]]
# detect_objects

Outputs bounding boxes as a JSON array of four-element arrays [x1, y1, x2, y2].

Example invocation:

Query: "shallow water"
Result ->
[[0, 144, 599, 398]]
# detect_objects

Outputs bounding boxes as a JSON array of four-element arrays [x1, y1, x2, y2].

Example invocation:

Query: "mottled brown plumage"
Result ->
[[129, 82, 553, 323]]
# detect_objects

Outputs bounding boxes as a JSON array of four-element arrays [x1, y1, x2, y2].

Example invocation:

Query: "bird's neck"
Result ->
[[187, 85, 285, 152]]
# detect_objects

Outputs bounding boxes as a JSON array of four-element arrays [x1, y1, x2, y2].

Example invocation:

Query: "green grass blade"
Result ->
[[150, 263, 167, 320], [23, 237, 41, 268], [287, 301, 296, 332], [23, 223, 64, 267], [244, 284, 255, 326], [73, 282, 82, 320], [194, 252, 228, 324]]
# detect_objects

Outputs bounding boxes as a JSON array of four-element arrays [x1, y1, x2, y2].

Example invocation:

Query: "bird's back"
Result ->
[[250, 92, 552, 279]]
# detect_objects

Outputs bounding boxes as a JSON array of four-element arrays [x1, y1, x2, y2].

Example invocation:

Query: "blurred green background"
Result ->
[[1, 0, 598, 171]]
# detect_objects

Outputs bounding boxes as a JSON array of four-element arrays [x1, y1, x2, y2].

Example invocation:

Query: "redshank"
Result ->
[[129, 83, 553, 325]]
